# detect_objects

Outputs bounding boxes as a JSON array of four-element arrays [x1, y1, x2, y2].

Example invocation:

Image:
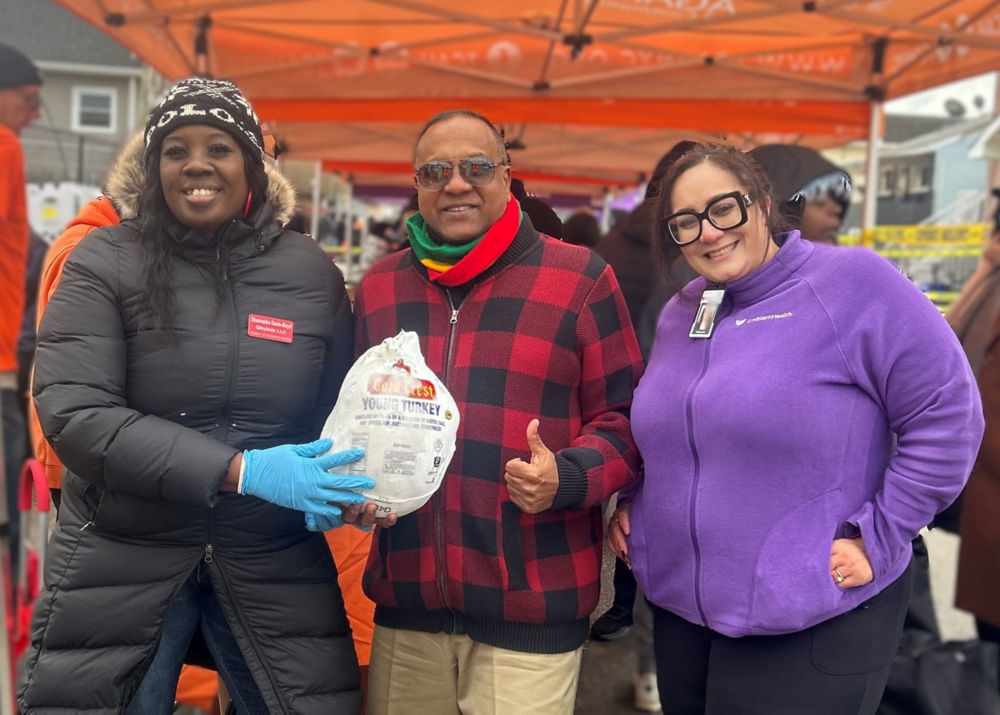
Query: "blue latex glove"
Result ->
[[305, 510, 344, 531], [240, 438, 374, 515], [304, 510, 373, 533]]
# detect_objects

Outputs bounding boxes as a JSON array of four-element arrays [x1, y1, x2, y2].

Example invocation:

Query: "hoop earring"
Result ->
[[243, 190, 253, 218]]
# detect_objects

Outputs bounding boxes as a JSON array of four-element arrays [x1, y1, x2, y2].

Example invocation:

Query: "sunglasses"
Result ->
[[414, 158, 505, 191], [664, 191, 753, 246], [796, 172, 851, 205]]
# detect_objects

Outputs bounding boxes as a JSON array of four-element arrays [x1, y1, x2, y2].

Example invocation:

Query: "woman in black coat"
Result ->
[[19, 78, 371, 714]]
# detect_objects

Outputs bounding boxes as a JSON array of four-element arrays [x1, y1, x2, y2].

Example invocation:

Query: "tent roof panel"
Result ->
[[49, 0, 999, 193]]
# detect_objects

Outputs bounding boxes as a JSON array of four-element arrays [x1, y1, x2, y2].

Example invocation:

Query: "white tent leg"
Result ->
[[600, 188, 614, 234], [344, 179, 355, 285], [310, 160, 322, 240], [863, 99, 882, 233], [984, 75, 1000, 223]]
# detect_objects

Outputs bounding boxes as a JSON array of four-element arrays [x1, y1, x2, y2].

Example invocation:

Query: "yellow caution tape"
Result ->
[[860, 224, 990, 246], [923, 291, 961, 303], [874, 248, 984, 258]]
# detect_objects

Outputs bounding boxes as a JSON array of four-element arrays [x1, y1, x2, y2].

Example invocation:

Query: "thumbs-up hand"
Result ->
[[504, 419, 559, 514]]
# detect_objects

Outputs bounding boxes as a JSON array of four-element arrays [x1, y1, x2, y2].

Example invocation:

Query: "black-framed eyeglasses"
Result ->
[[414, 157, 504, 191], [664, 191, 753, 246]]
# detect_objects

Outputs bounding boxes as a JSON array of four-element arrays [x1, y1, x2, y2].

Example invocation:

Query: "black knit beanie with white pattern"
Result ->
[[144, 77, 264, 165]]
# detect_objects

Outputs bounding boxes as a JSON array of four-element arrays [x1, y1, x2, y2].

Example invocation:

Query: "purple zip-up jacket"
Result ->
[[629, 231, 983, 637]]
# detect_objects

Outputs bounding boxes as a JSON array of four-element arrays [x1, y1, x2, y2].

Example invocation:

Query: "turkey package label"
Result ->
[[321, 330, 459, 517]]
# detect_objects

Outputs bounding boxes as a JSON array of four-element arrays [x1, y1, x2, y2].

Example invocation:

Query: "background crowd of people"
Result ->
[[0, 41, 997, 715]]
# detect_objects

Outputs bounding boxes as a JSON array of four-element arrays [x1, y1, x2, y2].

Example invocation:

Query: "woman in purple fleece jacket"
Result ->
[[608, 144, 984, 715]]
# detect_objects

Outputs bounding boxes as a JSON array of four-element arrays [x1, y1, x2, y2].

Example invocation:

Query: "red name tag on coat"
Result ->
[[248, 314, 294, 343]]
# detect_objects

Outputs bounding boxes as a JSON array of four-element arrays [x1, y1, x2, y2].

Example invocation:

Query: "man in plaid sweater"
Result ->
[[353, 110, 644, 713]]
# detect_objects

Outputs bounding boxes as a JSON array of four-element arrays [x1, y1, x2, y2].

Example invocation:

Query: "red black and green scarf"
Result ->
[[407, 194, 521, 286]]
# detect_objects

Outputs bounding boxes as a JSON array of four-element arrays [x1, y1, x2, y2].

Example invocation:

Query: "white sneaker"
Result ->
[[634, 671, 661, 712]]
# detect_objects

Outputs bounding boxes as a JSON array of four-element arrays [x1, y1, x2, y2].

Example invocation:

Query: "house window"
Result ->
[[896, 168, 909, 196], [910, 164, 932, 194], [878, 168, 895, 198], [71, 87, 116, 133]]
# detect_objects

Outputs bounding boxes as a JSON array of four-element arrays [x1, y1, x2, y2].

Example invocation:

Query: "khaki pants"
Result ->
[[366, 625, 583, 715]]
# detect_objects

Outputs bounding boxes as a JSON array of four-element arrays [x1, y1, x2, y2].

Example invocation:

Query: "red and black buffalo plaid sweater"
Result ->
[[354, 219, 644, 654]]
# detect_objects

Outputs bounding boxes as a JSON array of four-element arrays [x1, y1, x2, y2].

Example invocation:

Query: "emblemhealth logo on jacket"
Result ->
[[734, 311, 794, 326]]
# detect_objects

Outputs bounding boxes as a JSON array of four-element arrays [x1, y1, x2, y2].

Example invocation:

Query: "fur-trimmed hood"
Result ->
[[105, 132, 297, 226]]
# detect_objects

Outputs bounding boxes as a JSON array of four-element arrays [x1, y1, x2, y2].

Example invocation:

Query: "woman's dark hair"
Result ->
[[646, 140, 698, 201], [652, 143, 788, 280], [138, 140, 268, 333]]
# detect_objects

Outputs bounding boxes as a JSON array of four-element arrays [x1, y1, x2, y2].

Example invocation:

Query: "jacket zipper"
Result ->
[[204, 514, 214, 564], [217, 256, 240, 444], [686, 295, 726, 628], [200, 256, 286, 705], [80, 487, 105, 531], [206, 249, 284, 706], [444, 290, 460, 384], [206, 551, 288, 713], [433, 290, 461, 623]]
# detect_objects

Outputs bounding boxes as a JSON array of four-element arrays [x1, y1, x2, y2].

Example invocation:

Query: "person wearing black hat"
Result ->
[[0, 42, 42, 137], [0, 42, 42, 602], [748, 144, 851, 245], [20, 78, 371, 714]]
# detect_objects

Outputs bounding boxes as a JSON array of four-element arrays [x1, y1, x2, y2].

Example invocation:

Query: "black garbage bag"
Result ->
[[879, 631, 1000, 715]]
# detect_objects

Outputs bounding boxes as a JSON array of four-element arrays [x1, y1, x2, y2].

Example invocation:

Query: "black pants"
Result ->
[[977, 618, 1000, 693], [651, 560, 913, 715], [612, 556, 637, 610]]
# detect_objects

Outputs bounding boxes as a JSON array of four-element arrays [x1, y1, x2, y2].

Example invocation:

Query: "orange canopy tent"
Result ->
[[50, 0, 1000, 198]]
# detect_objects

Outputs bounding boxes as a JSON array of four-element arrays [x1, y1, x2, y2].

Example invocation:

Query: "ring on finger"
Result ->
[[833, 567, 845, 583]]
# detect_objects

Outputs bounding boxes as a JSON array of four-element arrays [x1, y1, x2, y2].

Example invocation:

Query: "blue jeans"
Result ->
[[126, 566, 267, 715]]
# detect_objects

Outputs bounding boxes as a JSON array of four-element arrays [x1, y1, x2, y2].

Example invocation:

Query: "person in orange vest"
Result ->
[[29, 134, 140, 506], [325, 527, 376, 705], [0, 42, 42, 588]]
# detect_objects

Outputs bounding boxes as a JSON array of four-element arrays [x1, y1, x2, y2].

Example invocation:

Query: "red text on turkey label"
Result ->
[[248, 314, 294, 343]]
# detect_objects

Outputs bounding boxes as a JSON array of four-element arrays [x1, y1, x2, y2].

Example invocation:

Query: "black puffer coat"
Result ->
[[19, 153, 360, 713]]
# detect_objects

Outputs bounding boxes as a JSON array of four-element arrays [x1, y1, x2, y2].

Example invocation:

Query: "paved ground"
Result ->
[[573, 526, 976, 714], [574, 528, 650, 714]]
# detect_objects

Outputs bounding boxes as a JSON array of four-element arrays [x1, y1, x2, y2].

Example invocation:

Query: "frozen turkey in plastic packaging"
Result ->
[[321, 330, 459, 517]]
